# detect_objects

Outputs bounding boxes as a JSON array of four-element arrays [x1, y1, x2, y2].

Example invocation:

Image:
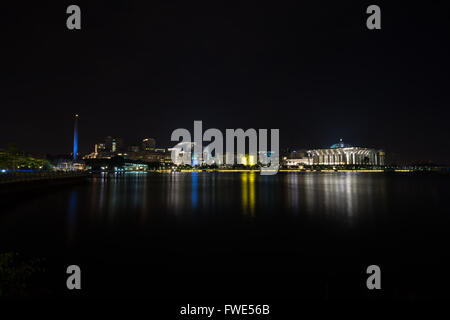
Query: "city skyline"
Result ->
[[0, 113, 445, 166], [1, 2, 449, 163]]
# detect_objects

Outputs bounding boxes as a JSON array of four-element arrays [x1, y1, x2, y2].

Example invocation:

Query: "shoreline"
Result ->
[[0, 172, 90, 191]]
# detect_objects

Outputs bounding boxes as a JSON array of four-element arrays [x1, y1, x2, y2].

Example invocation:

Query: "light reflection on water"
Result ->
[[67, 190, 78, 246], [85, 172, 388, 225], [241, 172, 256, 216], [2, 171, 447, 274], [191, 172, 198, 209]]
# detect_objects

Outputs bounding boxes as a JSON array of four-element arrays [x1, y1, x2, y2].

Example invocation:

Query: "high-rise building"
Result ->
[[95, 143, 106, 153], [142, 138, 156, 151], [105, 136, 123, 153], [73, 114, 79, 161]]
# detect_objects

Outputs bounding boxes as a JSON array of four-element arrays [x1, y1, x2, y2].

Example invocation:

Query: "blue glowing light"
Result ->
[[73, 115, 78, 161], [191, 172, 198, 209]]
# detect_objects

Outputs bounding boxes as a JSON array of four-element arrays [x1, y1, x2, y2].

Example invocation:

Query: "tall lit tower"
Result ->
[[73, 114, 79, 161]]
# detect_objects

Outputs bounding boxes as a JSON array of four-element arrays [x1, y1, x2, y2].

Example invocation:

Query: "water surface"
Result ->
[[1, 172, 449, 299]]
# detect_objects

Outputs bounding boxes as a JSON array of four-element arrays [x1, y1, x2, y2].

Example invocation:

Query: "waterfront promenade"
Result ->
[[0, 172, 90, 187]]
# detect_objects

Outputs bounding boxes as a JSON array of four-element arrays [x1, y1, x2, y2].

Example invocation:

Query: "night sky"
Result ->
[[1, 1, 449, 164]]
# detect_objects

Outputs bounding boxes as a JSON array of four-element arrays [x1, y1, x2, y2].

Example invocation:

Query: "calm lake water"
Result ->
[[1, 172, 449, 299]]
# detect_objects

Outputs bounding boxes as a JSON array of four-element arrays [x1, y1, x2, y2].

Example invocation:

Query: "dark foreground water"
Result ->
[[1, 172, 450, 300]]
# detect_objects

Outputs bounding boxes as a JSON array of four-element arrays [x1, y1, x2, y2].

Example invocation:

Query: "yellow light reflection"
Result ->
[[241, 172, 256, 216], [241, 173, 248, 214], [249, 173, 255, 216]]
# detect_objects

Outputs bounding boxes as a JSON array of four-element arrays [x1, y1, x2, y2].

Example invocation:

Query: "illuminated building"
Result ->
[[282, 149, 310, 167], [83, 138, 122, 160], [168, 142, 196, 165], [123, 163, 148, 171], [258, 150, 279, 169], [307, 139, 385, 166], [95, 143, 105, 153], [130, 149, 170, 163], [142, 138, 156, 151], [285, 158, 309, 167], [241, 154, 257, 166], [169, 144, 277, 167], [105, 136, 123, 153]]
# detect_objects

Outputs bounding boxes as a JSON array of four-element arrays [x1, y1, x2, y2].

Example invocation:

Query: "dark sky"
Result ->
[[1, 1, 449, 163]]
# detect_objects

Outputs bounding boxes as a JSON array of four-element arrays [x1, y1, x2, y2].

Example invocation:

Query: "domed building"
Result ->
[[307, 139, 385, 166]]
